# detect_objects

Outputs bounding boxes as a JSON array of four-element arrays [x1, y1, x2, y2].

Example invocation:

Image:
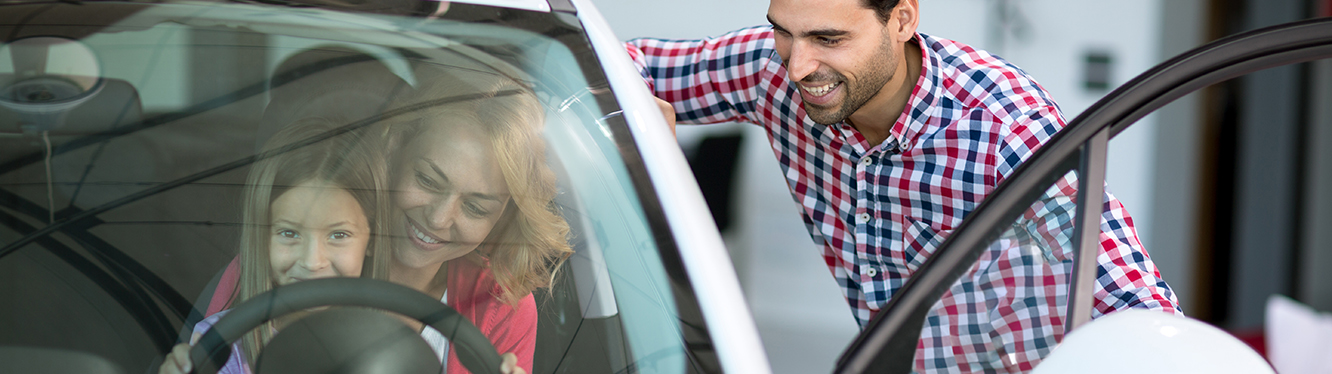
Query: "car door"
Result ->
[[832, 17, 1332, 374]]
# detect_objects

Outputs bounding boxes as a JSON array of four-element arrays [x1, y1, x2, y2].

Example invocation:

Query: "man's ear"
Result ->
[[893, 0, 920, 42]]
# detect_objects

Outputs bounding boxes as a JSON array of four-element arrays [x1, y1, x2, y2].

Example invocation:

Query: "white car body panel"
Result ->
[[1032, 310, 1275, 374], [570, 0, 774, 373], [439, 0, 550, 12]]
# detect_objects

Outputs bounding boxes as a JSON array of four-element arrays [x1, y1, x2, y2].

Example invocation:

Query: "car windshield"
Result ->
[[0, 1, 716, 373]]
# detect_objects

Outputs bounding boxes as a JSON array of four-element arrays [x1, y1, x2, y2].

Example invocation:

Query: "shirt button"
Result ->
[[856, 213, 871, 224], [866, 267, 878, 277], [861, 156, 872, 166]]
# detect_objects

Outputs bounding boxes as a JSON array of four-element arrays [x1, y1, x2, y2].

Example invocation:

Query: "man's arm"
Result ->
[[910, 105, 1181, 372], [996, 106, 1181, 317], [624, 26, 779, 126]]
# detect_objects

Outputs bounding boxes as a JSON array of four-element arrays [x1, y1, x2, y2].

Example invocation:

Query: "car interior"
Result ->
[[0, 3, 713, 373]]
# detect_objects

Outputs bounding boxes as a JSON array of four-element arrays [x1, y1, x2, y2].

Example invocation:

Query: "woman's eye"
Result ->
[[276, 229, 300, 239], [415, 171, 438, 190], [464, 202, 491, 218], [329, 231, 352, 240]]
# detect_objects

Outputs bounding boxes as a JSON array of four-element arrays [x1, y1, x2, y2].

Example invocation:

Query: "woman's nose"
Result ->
[[426, 194, 462, 230]]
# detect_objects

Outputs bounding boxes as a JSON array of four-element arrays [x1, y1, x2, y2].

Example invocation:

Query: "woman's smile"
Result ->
[[406, 214, 449, 249], [390, 119, 510, 270]]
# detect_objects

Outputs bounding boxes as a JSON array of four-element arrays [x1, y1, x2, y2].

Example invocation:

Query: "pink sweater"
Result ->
[[205, 257, 537, 374]]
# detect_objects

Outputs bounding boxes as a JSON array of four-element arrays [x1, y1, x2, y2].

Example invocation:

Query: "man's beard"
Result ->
[[802, 41, 897, 126]]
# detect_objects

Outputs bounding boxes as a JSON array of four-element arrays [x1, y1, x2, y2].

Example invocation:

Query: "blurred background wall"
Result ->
[[588, 0, 1332, 371]]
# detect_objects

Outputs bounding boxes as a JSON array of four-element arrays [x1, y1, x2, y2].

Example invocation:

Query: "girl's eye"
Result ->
[[329, 231, 352, 240]]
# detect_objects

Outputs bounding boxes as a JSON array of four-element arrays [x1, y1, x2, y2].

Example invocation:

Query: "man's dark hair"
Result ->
[[862, 0, 901, 23]]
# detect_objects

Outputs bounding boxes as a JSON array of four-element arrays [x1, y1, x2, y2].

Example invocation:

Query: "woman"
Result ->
[[378, 71, 573, 374]]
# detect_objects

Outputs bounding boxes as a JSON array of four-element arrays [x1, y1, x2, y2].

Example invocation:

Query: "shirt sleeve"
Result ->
[[908, 104, 1181, 372], [444, 293, 536, 374], [192, 311, 252, 374], [487, 295, 538, 372], [623, 26, 779, 125], [995, 105, 1181, 318], [444, 259, 537, 374]]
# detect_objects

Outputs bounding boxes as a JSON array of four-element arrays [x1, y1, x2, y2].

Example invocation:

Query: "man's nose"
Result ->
[[786, 40, 819, 83]]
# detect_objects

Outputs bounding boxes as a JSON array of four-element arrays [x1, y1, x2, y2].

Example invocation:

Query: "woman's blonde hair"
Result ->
[[234, 117, 392, 363], [381, 69, 572, 305]]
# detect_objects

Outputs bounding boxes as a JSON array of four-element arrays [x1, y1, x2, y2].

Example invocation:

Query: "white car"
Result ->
[[0, 0, 1315, 373]]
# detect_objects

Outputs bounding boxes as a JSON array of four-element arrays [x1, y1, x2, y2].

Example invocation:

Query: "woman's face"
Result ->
[[268, 179, 371, 286], [391, 120, 510, 270]]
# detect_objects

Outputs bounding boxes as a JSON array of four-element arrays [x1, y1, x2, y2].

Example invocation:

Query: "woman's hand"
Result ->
[[500, 352, 526, 374], [158, 333, 202, 374]]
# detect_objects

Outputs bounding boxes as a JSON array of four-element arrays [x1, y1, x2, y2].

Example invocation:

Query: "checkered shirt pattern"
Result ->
[[625, 26, 1180, 372]]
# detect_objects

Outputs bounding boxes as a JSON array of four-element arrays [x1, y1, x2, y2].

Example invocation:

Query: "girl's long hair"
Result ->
[[234, 117, 392, 364]]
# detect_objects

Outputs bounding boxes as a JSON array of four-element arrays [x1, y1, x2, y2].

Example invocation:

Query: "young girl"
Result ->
[[159, 117, 391, 374]]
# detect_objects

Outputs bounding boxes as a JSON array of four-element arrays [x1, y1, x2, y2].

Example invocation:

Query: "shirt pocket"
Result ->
[[900, 217, 953, 274]]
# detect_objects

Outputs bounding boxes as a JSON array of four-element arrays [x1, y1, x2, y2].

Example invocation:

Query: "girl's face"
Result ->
[[391, 121, 510, 270], [269, 179, 371, 286]]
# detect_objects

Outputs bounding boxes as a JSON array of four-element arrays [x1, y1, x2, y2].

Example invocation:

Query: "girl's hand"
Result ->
[[158, 332, 201, 374], [499, 352, 526, 374]]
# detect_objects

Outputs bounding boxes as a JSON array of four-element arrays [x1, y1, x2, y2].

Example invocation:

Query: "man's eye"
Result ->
[[818, 37, 841, 46]]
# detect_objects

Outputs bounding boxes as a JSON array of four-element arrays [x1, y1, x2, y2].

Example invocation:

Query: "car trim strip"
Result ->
[[570, 1, 774, 373]]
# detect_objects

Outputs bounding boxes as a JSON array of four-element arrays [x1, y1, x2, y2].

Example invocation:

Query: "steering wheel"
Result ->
[[187, 278, 502, 374]]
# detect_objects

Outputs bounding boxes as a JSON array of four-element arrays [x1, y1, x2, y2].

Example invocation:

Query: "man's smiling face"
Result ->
[[768, 0, 904, 125]]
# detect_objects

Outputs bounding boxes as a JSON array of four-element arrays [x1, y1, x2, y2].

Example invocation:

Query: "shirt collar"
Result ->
[[886, 32, 941, 152]]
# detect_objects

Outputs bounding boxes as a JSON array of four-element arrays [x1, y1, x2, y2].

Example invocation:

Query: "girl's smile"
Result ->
[[268, 179, 370, 286]]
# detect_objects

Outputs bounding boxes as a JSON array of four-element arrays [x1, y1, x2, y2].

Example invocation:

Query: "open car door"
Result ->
[[833, 17, 1332, 374]]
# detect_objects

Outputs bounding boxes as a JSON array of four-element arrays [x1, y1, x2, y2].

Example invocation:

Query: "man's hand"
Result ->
[[654, 97, 676, 137]]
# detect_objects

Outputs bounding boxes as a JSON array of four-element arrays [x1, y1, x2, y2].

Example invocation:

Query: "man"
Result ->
[[626, 0, 1180, 371]]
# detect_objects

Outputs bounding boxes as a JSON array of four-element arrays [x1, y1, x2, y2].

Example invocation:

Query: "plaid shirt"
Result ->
[[626, 26, 1180, 372]]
